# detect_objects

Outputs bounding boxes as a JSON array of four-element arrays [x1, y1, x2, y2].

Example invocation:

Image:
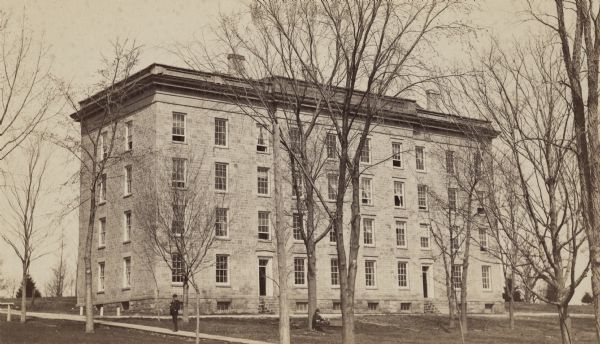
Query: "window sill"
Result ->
[[396, 246, 408, 250], [171, 282, 184, 287], [216, 283, 231, 288], [215, 145, 229, 149], [482, 289, 493, 293], [392, 165, 404, 170], [122, 287, 131, 291], [171, 140, 187, 145], [256, 150, 270, 155], [97, 291, 105, 295], [365, 286, 378, 290], [363, 244, 376, 248], [420, 247, 432, 251], [122, 240, 131, 245], [258, 239, 272, 243], [394, 206, 406, 210], [294, 285, 308, 289], [98, 245, 106, 250], [123, 193, 132, 199], [418, 208, 429, 212], [215, 189, 228, 194], [215, 236, 231, 241], [257, 194, 271, 198], [331, 285, 340, 289], [398, 286, 410, 290], [416, 169, 427, 173], [361, 203, 374, 207]]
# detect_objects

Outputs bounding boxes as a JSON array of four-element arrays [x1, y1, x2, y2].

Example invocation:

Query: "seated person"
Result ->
[[312, 308, 330, 331]]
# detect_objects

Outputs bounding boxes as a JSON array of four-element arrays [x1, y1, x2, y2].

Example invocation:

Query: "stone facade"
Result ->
[[75, 64, 504, 315]]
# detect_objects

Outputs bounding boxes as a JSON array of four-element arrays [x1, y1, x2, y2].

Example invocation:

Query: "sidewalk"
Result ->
[[1, 310, 274, 344]]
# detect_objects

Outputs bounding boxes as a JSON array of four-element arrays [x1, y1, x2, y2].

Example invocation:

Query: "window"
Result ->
[[257, 167, 269, 195], [365, 260, 376, 287], [451, 226, 460, 252], [482, 265, 491, 290], [417, 184, 428, 210], [448, 188, 457, 212], [474, 151, 482, 176], [477, 191, 485, 214], [291, 168, 303, 198], [292, 214, 303, 241], [215, 162, 228, 191], [415, 146, 425, 171], [392, 142, 403, 167], [479, 228, 488, 251], [99, 174, 107, 202], [397, 261, 408, 288], [98, 262, 105, 291], [326, 133, 337, 159], [125, 121, 133, 151], [332, 301, 341, 310], [400, 303, 411, 311], [123, 211, 131, 242], [172, 253, 184, 283], [123, 257, 131, 288], [296, 302, 308, 311], [394, 181, 405, 207], [216, 255, 229, 284], [327, 174, 338, 201], [294, 257, 306, 285], [360, 138, 371, 163], [124, 165, 132, 195], [98, 218, 106, 247], [368, 302, 379, 311], [363, 218, 374, 246], [329, 221, 337, 243], [330, 258, 339, 286], [172, 203, 185, 236], [172, 158, 186, 188], [361, 177, 372, 205], [258, 211, 270, 240], [256, 124, 268, 152], [172, 112, 186, 142], [217, 301, 231, 311], [100, 132, 108, 161], [214, 118, 228, 146], [396, 221, 406, 247], [420, 223, 430, 249], [215, 208, 228, 237], [289, 127, 301, 153], [446, 150, 454, 174], [452, 264, 462, 290]]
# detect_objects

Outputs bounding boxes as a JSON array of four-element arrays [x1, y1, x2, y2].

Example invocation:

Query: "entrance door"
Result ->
[[259, 259, 269, 296], [422, 266, 430, 299]]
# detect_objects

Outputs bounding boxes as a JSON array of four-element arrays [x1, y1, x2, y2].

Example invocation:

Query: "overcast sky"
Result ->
[[0, 0, 590, 303]]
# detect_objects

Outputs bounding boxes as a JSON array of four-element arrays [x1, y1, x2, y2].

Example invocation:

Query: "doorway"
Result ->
[[259, 258, 270, 296]]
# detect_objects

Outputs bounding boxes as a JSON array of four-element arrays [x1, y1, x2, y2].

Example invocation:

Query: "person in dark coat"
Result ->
[[312, 308, 330, 331], [169, 294, 181, 332]]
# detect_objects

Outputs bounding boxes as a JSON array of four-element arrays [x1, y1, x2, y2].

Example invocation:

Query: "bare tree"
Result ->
[[45, 229, 68, 297], [135, 150, 223, 344], [57, 40, 142, 333], [0, 137, 50, 322], [0, 13, 56, 161]]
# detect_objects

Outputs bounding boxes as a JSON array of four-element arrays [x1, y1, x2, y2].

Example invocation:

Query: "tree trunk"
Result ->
[[447, 281, 455, 328], [195, 290, 200, 344], [273, 120, 290, 344], [508, 274, 515, 329], [557, 304, 573, 344], [154, 288, 160, 321], [590, 248, 600, 342], [84, 187, 98, 333], [307, 242, 317, 330], [20, 267, 26, 323], [182, 283, 190, 323]]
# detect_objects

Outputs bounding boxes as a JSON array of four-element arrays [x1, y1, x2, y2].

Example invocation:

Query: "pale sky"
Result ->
[[0, 0, 590, 303]]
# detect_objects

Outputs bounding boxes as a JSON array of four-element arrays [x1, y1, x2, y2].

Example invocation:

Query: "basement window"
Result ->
[[217, 301, 231, 312], [296, 302, 308, 312], [367, 302, 379, 311], [400, 302, 411, 312]]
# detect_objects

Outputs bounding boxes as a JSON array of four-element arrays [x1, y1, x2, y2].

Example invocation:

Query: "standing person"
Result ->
[[170, 294, 180, 332]]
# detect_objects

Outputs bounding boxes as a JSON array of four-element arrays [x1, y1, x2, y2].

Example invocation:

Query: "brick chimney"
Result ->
[[426, 89, 441, 112], [227, 54, 246, 76]]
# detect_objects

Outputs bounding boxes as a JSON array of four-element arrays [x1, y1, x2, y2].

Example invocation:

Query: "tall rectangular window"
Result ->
[[363, 218, 374, 246], [291, 168, 302, 198], [125, 165, 132, 195], [99, 174, 107, 202], [329, 221, 337, 243], [452, 264, 462, 289], [417, 184, 428, 210], [327, 174, 338, 201], [361, 177, 372, 205], [123, 211, 131, 242], [415, 146, 425, 171], [123, 257, 131, 288], [98, 262, 105, 291], [214, 118, 228, 146], [479, 228, 488, 251], [292, 214, 303, 241], [172, 158, 186, 188], [215, 208, 228, 237], [100, 132, 108, 161], [360, 138, 371, 163], [446, 150, 454, 174], [326, 133, 337, 159], [448, 188, 457, 211], [477, 191, 486, 214], [330, 258, 339, 286], [397, 261, 408, 288], [257, 167, 269, 195], [482, 265, 491, 290], [172, 203, 185, 236], [451, 226, 460, 251], [394, 180, 405, 207], [258, 211, 270, 240], [289, 127, 301, 153], [396, 221, 406, 247], [125, 121, 133, 151], [365, 260, 376, 287], [392, 142, 403, 167], [99, 218, 106, 247], [256, 124, 268, 152], [474, 151, 482, 176], [420, 223, 430, 249], [215, 162, 228, 191], [294, 257, 306, 285], [172, 253, 184, 283], [172, 112, 186, 142], [216, 255, 229, 284]]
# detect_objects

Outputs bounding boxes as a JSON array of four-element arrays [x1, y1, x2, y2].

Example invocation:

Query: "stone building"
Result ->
[[74, 63, 503, 315]]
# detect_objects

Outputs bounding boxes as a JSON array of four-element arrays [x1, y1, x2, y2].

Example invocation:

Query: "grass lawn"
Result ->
[[0, 317, 224, 344], [512, 302, 594, 314], [119, 314, 598, 344]]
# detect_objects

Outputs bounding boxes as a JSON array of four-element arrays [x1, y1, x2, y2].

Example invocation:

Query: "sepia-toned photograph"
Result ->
[[0, 1, 597, 343]]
